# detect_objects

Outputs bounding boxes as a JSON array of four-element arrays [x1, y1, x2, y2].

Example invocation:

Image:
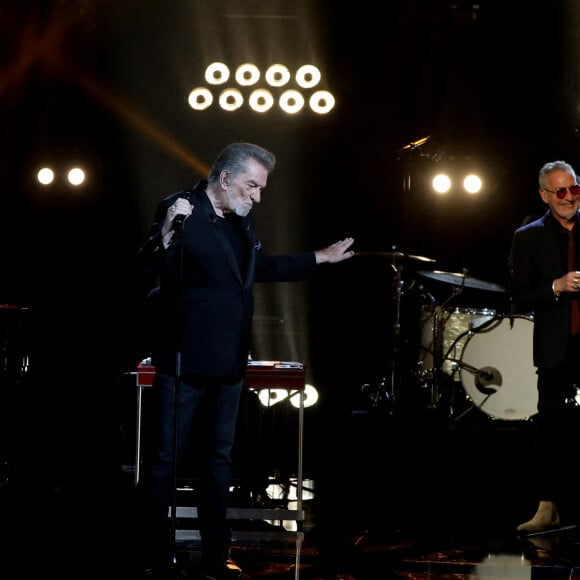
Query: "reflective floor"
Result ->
[[4, 383, 580, 580]]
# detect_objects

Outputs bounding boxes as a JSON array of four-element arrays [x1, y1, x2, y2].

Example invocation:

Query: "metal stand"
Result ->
[[135, 360, 306, 545], [385, 258, 405, 412], [425, 286, 464, 413], [357, 248, 437, 416]]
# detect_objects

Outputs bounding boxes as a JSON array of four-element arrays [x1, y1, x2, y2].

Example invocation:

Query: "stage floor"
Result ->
[[3, 381, 580, 579]]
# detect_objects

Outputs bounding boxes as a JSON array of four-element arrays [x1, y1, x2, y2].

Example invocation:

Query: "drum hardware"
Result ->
[[361, 378, 391, 409], [386, 253, 405, 411], [425, 305, 445, 409], [414, 278, 465, 411], [419, 284, 468, 377], [441, 315, 500, 368], [355, 251, 437, 264], [446, 315, 502, 379], [415, 267, 506, 417], [415, 361, 452, 412], [417, 307, 504, 422], [417, 268, 506, 293], [354, 247, 437, 415], [419, 304, 498, 411], [446, 357, 502, 421]]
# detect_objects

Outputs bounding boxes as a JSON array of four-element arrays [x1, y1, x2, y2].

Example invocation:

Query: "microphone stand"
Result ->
[[169, 220, 186, 570]]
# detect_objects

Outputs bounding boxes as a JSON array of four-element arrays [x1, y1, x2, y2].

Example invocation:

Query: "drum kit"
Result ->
[[355, 250, 538, 423]]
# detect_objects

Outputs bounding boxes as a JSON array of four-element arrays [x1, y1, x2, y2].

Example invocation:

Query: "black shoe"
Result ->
[[199, 559, 243, 580]]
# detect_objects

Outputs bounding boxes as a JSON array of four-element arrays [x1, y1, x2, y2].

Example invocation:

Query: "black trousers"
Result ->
[[534, 333, 580, 503]]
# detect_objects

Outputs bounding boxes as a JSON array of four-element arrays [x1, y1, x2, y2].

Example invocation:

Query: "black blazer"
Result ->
[[510, 209, 578, 368], [137, 181, 317, 381]]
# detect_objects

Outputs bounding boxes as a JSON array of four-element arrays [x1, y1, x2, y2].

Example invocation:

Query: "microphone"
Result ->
[[173, 213, 186, 230], [417, 283, 436, 304], [173, 190, 194, 230], [475, 366, 502, 395]]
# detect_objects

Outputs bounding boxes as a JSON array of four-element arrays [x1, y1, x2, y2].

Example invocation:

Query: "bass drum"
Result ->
[[459, 315, 537, 421]]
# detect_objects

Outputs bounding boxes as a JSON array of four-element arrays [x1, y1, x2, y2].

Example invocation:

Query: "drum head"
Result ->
[[459, 316, 537, 421]]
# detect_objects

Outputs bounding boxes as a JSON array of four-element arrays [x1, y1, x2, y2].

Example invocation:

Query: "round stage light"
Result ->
[[295, 64, 321, 88], [188, 87, 214, 110], [257, 388, 289, 407], [432, 173, 452, 193], [265, 64, 291, 87], [235, 63, 260, 86], [37, 167, 54, 185], [205, 62, 230, 85], [309, 90, 335, 114], [289, 384, 319, 408], [463, 174, 483, 193], [249, 89, 274, 113], [67, 167, 85, 186], [218, 88, 244, 111], [279, 90, 305, 114]]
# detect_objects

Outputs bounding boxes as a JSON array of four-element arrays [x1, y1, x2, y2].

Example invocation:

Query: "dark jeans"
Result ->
[[534, 333, 580, 503], [137, 371, 243, 564]]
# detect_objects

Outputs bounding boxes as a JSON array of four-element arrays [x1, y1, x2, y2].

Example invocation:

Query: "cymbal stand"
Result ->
[[427, 285, 464, 414], [384, 258, 405, 414], [427, 306, 444, 409]]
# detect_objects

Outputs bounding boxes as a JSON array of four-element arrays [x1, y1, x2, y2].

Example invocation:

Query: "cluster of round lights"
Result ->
[[255, 384, 319, 408], [37, 166, 86, 186], [188, 62, 335, 115], [432, 173, 483, 194]]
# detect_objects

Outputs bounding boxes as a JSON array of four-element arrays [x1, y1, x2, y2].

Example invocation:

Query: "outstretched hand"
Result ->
[[315, 237, 355, 264]]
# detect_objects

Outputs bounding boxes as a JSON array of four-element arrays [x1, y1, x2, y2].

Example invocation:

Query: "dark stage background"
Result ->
[[2, 0, 580, 490]]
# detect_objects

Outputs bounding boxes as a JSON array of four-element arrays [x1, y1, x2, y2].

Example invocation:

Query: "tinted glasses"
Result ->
[[543, 184, 580, 199]]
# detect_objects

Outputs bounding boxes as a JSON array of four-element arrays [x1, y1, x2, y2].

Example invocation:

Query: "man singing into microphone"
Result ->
[[134, 142, 355, 579]]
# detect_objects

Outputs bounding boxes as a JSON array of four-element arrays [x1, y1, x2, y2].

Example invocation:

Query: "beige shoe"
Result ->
[[516, 501, 560, 534]]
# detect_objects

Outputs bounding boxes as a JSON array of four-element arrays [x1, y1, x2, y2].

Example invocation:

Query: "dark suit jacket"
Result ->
[[510, 209, 579, 368], [136, 180, 317, 381]]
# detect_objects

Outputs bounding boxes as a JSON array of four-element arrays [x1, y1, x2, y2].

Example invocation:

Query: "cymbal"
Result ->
[[355, 251, 436, 263], [417, 270, 505, 293]]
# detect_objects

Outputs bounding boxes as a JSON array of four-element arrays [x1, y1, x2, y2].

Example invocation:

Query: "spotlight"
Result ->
[[309, 90, 335, 114], [257, 388, 289, 407], [205, 62, 230, 85], [249, 89, 274, 113], [463, 174, 482, 193], [255, 385, 319, 408], [188, 87, 213, 110], [67, 167, 85, 186], [37, 167, 54, 185], [218, 88, 244, 111], [295, 64, 321, 89], [432, 174, 452, 194], [235, 63, 260, 86], [279, 90, 305, 114], [265, 64, 291, 87], [289, 384, 319, 408]]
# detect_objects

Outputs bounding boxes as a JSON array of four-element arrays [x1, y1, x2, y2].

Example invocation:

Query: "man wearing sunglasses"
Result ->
[[510, 160, 580, 534]]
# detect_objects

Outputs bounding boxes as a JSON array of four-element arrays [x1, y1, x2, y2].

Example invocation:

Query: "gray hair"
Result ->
[[207, 142, 276, 185], [538, 160, 577, 189]]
